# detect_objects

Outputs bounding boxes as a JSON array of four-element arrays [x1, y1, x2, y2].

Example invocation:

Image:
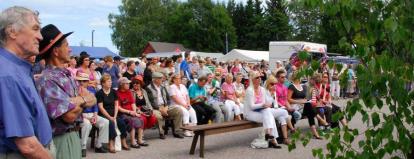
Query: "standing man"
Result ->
[[36, 24, 96, 159], [146, 72, 184, 139], [180, 52, 192, 81], [0, 6, 54, 159]]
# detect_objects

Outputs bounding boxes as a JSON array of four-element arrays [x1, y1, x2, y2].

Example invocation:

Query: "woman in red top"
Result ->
[[117, 77, 145, 148], [131, 77, 157, 130]]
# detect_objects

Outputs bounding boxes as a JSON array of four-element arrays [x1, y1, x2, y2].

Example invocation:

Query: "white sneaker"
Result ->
[[184, 131, 193, 137]]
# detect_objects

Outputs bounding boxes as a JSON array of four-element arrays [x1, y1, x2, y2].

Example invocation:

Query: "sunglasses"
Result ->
[[270, 82, 277, 86], [323, 76, 328, 78]]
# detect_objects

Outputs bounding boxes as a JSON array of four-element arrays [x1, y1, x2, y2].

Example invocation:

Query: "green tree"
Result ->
[[262, 0, 291, 42], [288, 1, 322, 42], [290, 0, 414, 158], [164, 0, 236, 53], [109, 0, 171, 57]]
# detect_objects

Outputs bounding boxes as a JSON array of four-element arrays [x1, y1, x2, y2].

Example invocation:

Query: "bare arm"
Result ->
[[114, 100, 119, 118], [14, 136, 52, 159]]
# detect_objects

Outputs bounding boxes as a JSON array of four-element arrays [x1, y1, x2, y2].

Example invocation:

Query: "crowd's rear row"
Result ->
[[0, 6, 357, 159]]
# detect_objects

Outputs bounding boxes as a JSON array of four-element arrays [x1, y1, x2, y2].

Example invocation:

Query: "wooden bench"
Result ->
[[181, 120, 262, 158]]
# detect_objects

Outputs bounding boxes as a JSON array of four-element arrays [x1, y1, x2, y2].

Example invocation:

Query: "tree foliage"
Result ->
[[164, 0, 237, 53], [109, 0, 171, 57], [289, 0, 414, 158]]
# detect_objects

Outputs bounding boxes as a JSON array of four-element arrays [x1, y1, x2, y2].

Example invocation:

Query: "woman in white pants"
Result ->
[[168, 74, 197, 137], [244, 71, 282, 148], [221, 74, 243, 120], [264, 75, 293, 144]]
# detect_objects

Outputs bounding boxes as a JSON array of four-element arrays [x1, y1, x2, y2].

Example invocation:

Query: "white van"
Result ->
[[269, 41, 327, 70]]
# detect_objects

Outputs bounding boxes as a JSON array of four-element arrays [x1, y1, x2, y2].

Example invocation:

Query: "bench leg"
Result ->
[[199, 132, 205, 158], [189, 132, 199, 155]]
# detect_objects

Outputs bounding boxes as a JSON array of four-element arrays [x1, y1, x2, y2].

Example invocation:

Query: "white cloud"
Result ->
[[89, 17, 110, 28]]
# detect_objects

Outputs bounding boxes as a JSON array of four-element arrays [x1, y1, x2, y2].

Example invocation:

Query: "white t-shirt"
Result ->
[[168, 84, 189, 106]]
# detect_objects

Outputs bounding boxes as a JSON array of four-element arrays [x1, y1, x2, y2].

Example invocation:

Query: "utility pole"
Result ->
[[225, 32, 228, 54]]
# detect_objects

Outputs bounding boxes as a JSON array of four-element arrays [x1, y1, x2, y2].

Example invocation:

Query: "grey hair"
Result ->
[[0, 6, 39, 47]]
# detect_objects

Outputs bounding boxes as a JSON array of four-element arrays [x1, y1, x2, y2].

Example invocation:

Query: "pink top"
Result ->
[[231, 66, 240, 75], [254, 88, 263, 104], [67, 67, 78, 78], [275, 83, 288, 107], [221, 82, 236, 100]]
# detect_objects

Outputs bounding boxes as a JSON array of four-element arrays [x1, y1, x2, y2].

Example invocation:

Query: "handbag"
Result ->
[[114, 123, 122, 152], [250, 130, 268, 149]]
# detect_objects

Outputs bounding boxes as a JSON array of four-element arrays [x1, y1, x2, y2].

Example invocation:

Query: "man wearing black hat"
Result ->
[[0, 6, 54, 159], [35, 24, 96, 159]]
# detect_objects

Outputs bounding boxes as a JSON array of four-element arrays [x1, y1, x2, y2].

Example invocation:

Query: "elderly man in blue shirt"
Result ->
[[188, 76, 216, 125], [0, 6, 54, 159]]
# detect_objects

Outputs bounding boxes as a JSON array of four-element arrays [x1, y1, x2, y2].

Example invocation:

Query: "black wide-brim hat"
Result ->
[[38, 24, 73, 58]]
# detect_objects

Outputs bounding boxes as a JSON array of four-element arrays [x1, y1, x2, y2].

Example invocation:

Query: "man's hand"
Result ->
[[160, 106, 169, 116]]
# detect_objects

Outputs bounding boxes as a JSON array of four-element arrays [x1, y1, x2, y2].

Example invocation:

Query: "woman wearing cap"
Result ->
[[96, 74, 129, 152], [131, 77, 156, 146], [244, 71, 282, 149], [76, 72, 109, 156], [264, 75, 295, 144], [117, 77, 145, 148], [168, 74, 197, 137]]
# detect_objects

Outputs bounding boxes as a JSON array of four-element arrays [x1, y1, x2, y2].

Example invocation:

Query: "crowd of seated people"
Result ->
[[32, 51, 355, 155]]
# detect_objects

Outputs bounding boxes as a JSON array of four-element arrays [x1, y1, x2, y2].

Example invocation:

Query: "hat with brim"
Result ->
[[38, 24, 73, 58], [152, 72, 163, 78], [75, 72, 90, 81], [118, 77, 131, 84]]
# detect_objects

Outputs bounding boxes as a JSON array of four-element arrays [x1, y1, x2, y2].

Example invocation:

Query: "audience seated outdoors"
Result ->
[[27, 50, 358, 156]]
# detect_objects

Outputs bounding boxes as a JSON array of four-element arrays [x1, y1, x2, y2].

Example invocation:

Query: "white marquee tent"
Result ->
[[221, 49, 269, 62]]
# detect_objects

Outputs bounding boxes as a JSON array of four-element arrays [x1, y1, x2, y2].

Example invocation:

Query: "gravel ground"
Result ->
[[85, 99, 370, 159]]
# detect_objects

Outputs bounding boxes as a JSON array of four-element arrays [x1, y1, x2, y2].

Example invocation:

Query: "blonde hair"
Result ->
[[264, 75, 277, 90], [247, 71, 261, 89]]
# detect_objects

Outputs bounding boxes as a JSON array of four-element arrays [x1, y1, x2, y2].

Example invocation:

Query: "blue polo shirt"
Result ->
[[0, 48, 52, 153], [188, 84, 207, 100]]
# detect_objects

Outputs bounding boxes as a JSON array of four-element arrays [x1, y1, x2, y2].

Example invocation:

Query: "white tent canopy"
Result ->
[[191, 51, 224, 59], [145, 51, 223, 60], [221, 49, 269, 62]]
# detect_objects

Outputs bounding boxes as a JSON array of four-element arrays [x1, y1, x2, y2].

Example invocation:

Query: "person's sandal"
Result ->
[[283, 138, 291, 145], [122, 146, 130, 151], [265, 134, 282, 149], [313, 135, 323, 140], [131, 144, 140, 149]]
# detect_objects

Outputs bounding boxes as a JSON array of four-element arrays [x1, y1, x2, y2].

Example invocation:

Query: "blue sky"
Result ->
[[1, 0, 247, 54]]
